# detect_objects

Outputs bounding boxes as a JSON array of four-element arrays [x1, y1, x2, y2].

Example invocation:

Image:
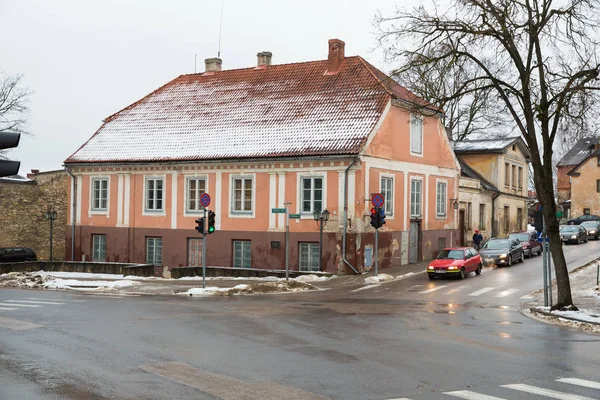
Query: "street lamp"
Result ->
[[44, 209, 57, 262], [313, 209, 330, 271]]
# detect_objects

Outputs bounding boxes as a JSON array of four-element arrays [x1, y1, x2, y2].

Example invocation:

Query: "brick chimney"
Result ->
[[326, 38, 345, 75], [256, 51, 272, 68], [204, 58, 222, 73], [26, 169, 39, 180]]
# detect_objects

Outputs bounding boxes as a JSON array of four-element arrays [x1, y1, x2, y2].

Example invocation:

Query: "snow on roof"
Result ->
[[65, 57, 428, 164], [453, 137, 518, 152], [557, 136, 598, 166], [0, 175, 31, 183]]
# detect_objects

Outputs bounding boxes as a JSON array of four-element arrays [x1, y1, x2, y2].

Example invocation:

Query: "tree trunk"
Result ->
[[537, 168, 576, 310]]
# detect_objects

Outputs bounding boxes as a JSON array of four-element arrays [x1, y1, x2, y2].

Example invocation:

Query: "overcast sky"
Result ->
[[0, 0, 420, 176]]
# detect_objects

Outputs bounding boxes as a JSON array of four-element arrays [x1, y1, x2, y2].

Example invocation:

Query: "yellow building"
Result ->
[[454, 137, 531, 244], [567, 140, 600, 217]]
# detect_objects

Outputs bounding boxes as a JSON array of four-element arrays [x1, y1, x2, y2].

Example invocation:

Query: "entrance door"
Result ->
[[459, 210, 466, 246], [409, 221, 420, 264], [187, 238, 203, 267]]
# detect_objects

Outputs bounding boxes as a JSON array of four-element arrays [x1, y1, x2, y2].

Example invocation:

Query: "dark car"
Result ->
[[580, 220, 600, 240], [559, 225, 588, 244], [426, 247, 483, 280], [0, 247, 38, 263], [508, 231, 541, 258], [479, 238, 524, 266], [567, 214, 600, 225]]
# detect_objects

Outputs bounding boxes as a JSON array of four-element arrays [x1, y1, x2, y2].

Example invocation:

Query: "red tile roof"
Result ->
[[65, 56, 434, 164]]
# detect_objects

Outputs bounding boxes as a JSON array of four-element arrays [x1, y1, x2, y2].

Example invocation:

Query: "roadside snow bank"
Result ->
[[43, 279, 139, 291], [364, 273, 395, 284], [529, 306, 600, 334], [183, 281, 315, 297]]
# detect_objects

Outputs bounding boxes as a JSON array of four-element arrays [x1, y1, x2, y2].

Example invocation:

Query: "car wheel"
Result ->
[[537, 248, 542, 256], [507, 255, 512, 267], [520, 252, 525, 263], [459, 267, 466, 279], [475, 263, 482, 275], [585, 237, 588, 243], [428, 274, 435, 280]]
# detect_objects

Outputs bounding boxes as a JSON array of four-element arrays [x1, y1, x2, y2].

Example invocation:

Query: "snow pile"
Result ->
[[43, 279, 139, 291], [293, 274, 335, 283], [529, 307, 600, 334], [183, 281, 315, 297], [180, 274, 333, 283], [364, 273, 395, 285], [0, 272, 52, 288]]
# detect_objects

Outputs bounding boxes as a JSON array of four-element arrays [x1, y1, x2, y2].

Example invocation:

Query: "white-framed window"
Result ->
[[232, 177, 253, 213], [410, 114, 423, 155], [410, 179, 422, 218], [186, 177, 207, 213], [145, 177, 164, 212], [301, 176, 323, 213], [146, 237, 162, 265], [233, 240, 251, 268], [91, 178, 108, 211], [436, 181, 447, 217], [299, 243, 320, 272], [92, 235, 106, 262], [381, 176, 393, 216]]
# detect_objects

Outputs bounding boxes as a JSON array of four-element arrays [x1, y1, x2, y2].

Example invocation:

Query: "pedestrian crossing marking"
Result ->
[[420, 285, 447, 294], [444, 390, 506, 399], [520, 295, 534, 299], [0, 302, 40, 308], [5, 300, 64, 305], [495, 288, 519, 298], [351, 284, 380, 292], [468, 287, 495, 296], [502, 383, 596, 399], [557, 377, 600, 390], [446, 285, 469, 294], [0, 307, 18, 311], [29, 297, 85, 303]]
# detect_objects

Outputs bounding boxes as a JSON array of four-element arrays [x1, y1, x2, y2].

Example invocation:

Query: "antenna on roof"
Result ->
[[217, 0, 225, 58]]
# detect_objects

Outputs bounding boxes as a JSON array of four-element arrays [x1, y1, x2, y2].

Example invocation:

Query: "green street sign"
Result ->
[[272, 208, 286, 213], [289, 213, 301, 219], [556, 211, 563, 218]]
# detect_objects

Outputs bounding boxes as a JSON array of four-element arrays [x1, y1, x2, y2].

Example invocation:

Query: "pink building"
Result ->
[[64, 39, 460, 274]]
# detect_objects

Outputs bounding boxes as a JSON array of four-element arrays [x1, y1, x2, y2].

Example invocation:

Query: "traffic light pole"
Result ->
[[202, 208, 207, 289], [374, 228, 379, 275]]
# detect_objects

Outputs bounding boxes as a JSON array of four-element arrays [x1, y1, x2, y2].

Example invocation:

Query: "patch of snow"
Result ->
[[364, 273, 395, 284], [553, 309, 600, 324], [527, 224, 536, 232], [36, 271, 156, 281], [43, 279, 139, 291], [293, 274, 334, 283]]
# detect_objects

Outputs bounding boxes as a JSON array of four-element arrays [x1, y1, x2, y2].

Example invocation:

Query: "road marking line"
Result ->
[[0, 302, 40, 308], [420, 285, 447, 294], [411, 284, 424, 288], [385, 398, 412, 400], [495, 288, 519, 298], [5, 300, 64, 305], [556, 378, 600, 390], [29, 297, 85, 303], [351, 284, 380, 292], [444, 390, 506, 399], [0, 316, 43, 330], [0, 307, 18, 311], [502, 383, 596, 399], [447, 285, 469, 294], [468, 287, 495, 296]]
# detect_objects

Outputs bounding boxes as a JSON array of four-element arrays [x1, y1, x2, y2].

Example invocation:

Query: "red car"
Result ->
[[427, 247, 483, 280]]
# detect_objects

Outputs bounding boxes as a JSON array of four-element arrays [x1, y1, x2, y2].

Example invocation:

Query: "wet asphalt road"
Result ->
[[1, 241, 600, 400]]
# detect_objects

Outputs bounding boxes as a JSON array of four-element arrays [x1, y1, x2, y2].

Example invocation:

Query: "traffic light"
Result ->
[[0, 132, 21, 178], [195, 217, 205, 235], [207, 210, 216, 234], [379, 207, 386, 227], [370, 207, 380, 229]]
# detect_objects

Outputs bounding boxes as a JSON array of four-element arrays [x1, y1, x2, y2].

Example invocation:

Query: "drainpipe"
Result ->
[[66, 167, 76, 261], [342, 158, 359, 274], [491, 191, 500, 238]]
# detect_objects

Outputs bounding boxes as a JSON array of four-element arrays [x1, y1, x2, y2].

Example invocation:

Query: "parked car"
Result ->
[[0, 247, 38, 263], [479, 238, 524, 266], [509, 231, 542, 258], [567, 214, 600, 225], [580, 220, 600, 240], [559, 225, 588, 244], [427, 247, 483, 280]]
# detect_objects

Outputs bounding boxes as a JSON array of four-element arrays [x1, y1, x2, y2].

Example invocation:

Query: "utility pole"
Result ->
[[284, 202, 291, 281]]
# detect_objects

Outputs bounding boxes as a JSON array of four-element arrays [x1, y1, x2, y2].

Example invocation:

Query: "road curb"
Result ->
[[529, 307, 600, 326]]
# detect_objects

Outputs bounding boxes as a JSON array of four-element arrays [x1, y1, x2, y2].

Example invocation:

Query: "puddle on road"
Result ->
[[497, 320, 523, 325]]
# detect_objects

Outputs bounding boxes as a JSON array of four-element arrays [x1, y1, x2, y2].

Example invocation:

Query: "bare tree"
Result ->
[[377, 0, 600, 309], [391, 48, 513, 141], [0, 70, 31, 134]]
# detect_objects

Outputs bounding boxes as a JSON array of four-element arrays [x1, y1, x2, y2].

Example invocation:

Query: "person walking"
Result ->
[[472, 230, 483, 250]]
